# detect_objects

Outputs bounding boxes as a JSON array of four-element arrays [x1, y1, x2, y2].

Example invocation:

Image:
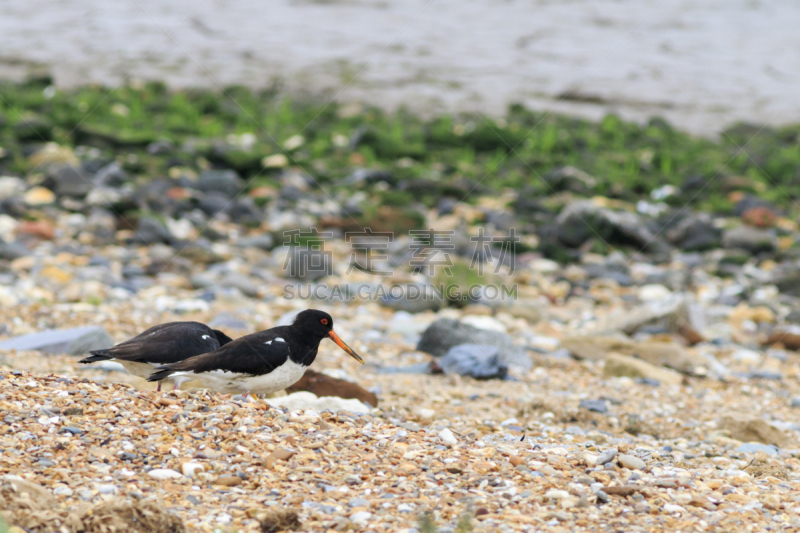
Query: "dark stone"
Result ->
[[196, 169, 244, 198], [198, 191, 230, 215], [582, 264, 633, 286], [61, 426, 83, 435], [93, 162, 128, 187], [555, 200, 670, 254], [47, 165, 92, 197], [438, 197, 458, 216], [544, 166, 596, 193], [438, 344, 509, 380], [733, 195, 777, 217], [14, 116, 53, 142], [134, 216, 173, 244], [774, 271, 800, 298], [228, 197, 263, 226], [722, 226, 776, 254], [417, 318, 531, 369], [664, 211, 721, 251]]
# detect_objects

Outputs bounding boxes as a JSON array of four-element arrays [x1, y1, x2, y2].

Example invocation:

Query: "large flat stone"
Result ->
[[417, 318, 531, 370], [0, 326, 112, 355]]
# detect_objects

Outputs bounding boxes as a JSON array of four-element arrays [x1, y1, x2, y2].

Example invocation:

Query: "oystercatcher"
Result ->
[[79, 322, 234, 391], [146, 309, 364, 396]]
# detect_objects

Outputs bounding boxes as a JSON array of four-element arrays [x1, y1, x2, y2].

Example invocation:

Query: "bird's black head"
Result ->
[[291, 309, 364, 364], [212, 330, 234, 346]]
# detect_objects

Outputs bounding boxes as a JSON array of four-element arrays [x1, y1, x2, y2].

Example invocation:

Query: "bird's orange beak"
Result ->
[[328, 330, 365, 364]]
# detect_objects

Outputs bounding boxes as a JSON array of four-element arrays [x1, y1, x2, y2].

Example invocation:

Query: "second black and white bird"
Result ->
[[79, 322, 233, 391]]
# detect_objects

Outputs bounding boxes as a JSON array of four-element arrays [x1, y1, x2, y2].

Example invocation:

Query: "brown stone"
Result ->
[[718, 415, 792, 447], [268, 448, 296, 461], [214, 475, 243, 487], [508, 455, 525, 467], [764, 331, 800, 351], [286, 369, 378, 407], [18, 220, 55, 240], [742, 206, 777, 228], [678, 324, 704, 346]]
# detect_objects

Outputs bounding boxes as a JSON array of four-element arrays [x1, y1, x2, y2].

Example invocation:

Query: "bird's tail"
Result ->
[[78, 350, 113, 364], [147, 366, 176, 382]]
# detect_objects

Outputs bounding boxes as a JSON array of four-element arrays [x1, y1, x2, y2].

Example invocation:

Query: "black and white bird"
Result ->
[[79, 322, 234, 391], [146, 309, 364, 396]]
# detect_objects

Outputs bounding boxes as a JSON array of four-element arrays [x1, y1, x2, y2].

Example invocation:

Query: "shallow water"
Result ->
[[1, 0, 798, 135]]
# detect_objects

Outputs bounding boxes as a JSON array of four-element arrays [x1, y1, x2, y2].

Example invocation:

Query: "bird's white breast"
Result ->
[[173, 360, 308, 395]]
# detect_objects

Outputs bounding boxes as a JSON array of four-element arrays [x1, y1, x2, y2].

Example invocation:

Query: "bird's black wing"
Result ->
[[82, 322, 221, 365], [147, 327, 296, 381]]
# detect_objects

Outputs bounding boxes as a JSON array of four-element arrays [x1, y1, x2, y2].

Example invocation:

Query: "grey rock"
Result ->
[[0, 241, 29, 260], [376, 362, 432, 375], [417, 318, 531, 369], [135, 216, 173, 244], [219, 274, 259, 297], [380, 284, 444, 313], [791, 397, 800, 408], [438, 344, 509, 380], [281, 249, 332, 281], [0, 326, 112, 355], [398, 422, 422, 432], [348, 498, 369, 508], [579, 399, 608, 414], [555, 200, 669, 254], [196, 169, 244, 198], [595, 448, 618, 465], [228, 197, 263, 226], [595, 490, 610, 504], [722, 225, 776, 254], [198, 191, 231, 215], [237, 235, 275, 250], [735, 443, 779, 456], [773, 270, 800, 298], [48, 165, 91, 197], [544, 166, 596, 193], [209, 312, 248, 331], [93, 162, 128, 186], [147, 139, 175, 155], [663, 210, 721, 251]]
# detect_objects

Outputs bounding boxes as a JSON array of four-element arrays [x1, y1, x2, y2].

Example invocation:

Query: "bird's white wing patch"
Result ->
[[201, 334, 211, 340], [265, 340, 272, 345], [274, 337, 286, 343]]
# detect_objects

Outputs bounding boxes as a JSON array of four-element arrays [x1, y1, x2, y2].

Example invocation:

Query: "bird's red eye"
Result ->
[[320, 318, 328, 325]]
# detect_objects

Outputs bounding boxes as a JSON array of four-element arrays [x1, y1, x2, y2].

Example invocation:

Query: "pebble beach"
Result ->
[[1, 70, 800, 531]]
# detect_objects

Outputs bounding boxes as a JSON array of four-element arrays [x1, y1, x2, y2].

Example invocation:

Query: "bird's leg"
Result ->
[[172, 383, 179, 391], [156, 382, 162, 392]]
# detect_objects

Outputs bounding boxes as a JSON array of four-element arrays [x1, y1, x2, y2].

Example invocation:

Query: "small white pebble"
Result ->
[[618, 454, 646, 470], [350, 511, 372, 524], [438, 428, 457, 447], [147, 468, 182, 480], [181, 462, 204, 477]]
